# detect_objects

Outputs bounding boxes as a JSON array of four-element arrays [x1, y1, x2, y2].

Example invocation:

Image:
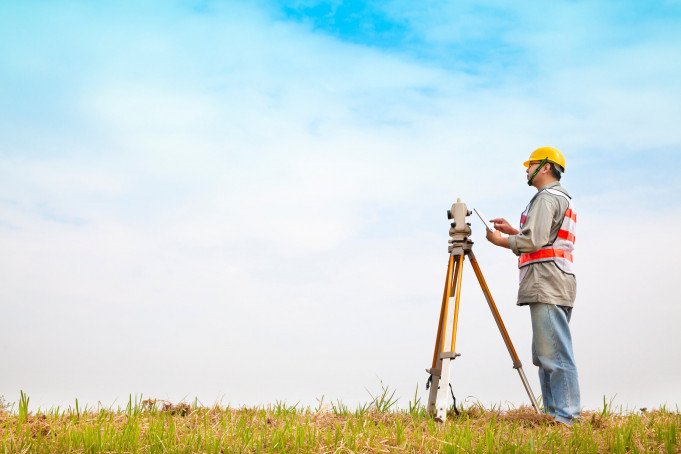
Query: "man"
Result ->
[[485, 146, 580, 426]]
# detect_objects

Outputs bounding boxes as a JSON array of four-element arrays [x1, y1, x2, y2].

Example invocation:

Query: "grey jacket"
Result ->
[[508, 182, 577, 307]]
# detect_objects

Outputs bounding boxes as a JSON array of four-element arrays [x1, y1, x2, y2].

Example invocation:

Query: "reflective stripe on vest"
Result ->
[[518, 248, 573, 265], [518, 187, 576, 275]]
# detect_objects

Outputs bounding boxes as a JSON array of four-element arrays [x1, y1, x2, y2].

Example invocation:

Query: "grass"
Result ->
[[0, 391, 678, 453]]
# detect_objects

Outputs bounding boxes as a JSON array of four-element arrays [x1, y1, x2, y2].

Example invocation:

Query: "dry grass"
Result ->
[[0, 394, 678, 453]]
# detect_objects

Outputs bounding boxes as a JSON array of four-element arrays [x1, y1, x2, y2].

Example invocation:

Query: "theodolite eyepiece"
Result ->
[[447, 198, 474, 254], [448, 198, 471, 235]]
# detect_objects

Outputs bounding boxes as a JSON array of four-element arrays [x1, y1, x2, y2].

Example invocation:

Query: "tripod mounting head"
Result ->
[[447, 198, 473, 255]]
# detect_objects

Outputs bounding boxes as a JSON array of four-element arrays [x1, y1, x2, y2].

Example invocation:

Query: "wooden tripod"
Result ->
[[426, 201, 540, 422]]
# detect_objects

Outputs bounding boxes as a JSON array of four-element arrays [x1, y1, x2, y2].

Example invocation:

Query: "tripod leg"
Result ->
[[449, 254, 465, 354], [430, 254, 465, 421], [468, 252, 542, 413], [427, 254, 466, 422], [428, 254, 456, 418], [431, 254, 456, 369]]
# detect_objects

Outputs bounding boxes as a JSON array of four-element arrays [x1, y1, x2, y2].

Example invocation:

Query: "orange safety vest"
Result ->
[[518, 188, 576, 275]]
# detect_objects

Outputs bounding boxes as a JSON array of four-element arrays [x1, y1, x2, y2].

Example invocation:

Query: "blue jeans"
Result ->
[[530, 303, 581, 424]]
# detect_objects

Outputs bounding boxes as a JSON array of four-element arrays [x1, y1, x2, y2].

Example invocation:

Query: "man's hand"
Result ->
[[486, 227, 511, 249], [490, 218, 519, 235], [486, 228, 502, 245]]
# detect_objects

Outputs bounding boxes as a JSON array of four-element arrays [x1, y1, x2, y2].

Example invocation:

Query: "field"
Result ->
[[0, 391, 679, 453]]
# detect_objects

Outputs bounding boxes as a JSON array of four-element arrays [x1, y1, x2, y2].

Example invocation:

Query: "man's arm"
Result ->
[[508, 196, 556, 255], [486, 196, 556, 254]]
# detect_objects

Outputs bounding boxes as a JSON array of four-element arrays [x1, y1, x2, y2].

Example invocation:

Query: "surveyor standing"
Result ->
[[485, 146, 580, 426]]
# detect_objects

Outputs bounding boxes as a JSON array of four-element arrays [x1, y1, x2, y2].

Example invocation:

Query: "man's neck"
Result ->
[[533, 178, 559, 191]]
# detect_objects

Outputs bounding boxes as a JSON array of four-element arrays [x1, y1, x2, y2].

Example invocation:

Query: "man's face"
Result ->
[[526, 161, 542, 181]]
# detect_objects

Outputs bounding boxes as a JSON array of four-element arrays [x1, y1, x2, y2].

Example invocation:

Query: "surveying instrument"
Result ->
[[426, 198, 541, 422]]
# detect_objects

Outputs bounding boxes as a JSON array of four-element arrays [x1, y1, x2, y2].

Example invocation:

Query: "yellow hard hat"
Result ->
[[523, 146, 566, 171]]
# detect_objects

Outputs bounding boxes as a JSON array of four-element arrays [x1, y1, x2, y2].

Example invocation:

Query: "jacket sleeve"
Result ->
[[508, 195, 558, 255]]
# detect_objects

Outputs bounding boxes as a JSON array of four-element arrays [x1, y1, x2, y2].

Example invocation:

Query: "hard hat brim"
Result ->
[[523, 159, 559, 167], [524, 146, 566, 170]]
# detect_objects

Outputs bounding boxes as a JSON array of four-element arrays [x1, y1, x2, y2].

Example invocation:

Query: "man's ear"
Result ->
[[543, 163, 551, 173]]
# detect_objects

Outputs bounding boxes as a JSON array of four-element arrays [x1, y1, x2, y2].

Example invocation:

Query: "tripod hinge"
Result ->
[[426, 367, 440, 377], [440, 352, 461, 360]]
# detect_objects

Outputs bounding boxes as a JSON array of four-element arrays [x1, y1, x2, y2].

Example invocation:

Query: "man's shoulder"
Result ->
[[550, 184, 571, 198], [539, 184, 571, 201], [530, 185, 570, 211]]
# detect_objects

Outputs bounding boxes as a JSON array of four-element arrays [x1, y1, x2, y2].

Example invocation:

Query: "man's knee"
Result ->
[[533, 352, 560, 372]]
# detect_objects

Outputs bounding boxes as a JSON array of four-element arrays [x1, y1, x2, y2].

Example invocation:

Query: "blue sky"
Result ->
[[277, 1, 681, 75], [1, 1, 680, 411]]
